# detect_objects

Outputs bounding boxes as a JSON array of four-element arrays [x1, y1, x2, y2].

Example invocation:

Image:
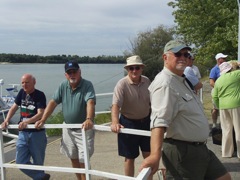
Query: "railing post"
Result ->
[[136, 167, 151, 180], [0, 128, 6, 180], [82, 128, 91, 180]]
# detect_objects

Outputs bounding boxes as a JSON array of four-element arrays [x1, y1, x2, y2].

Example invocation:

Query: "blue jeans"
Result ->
[[16, 130, 47, 180]]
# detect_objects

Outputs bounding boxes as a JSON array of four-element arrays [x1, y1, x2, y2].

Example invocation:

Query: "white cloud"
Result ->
[[0, 0, 175, 56]]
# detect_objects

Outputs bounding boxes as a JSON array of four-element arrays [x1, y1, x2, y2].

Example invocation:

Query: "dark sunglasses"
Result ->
[[66, 70, 78, 75], [129, 66, 141, 71], [174, 52, 190, 58]]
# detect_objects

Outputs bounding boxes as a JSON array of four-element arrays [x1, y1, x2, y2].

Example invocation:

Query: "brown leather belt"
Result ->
[[164, 138, 207, 146]]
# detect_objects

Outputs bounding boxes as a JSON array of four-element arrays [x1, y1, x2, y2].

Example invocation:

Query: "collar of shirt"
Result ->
[[127, 75, 144, 85]]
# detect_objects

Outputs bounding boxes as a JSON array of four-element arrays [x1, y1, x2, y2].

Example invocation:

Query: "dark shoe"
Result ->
[[42, 173, 50, 180], [232, 151, 237, 157]]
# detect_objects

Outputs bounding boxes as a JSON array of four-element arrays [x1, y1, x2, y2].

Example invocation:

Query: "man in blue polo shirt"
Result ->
[[35, 61, 96, 180], [209, 53, 227, 129]]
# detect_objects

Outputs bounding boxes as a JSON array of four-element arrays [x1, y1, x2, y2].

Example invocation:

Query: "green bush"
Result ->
[[46, 111, 64, 136]]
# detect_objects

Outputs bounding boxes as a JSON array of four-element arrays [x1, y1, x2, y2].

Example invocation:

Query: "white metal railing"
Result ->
[[0, 124, 151, 180], [94, 92, 113, 115], [0, 92, 152, 180], [0, 109, 8, 120]]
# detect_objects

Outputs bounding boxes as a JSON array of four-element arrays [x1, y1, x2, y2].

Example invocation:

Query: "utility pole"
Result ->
[[238, 0, 240, 61]]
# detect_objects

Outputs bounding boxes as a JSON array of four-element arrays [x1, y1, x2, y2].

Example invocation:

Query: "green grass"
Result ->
[[45, 111, 111, 136], [201, 77, 212, 120], [94, 113, 111, 124], [203, 91, 212, 121], [45, 111, 64, 136]]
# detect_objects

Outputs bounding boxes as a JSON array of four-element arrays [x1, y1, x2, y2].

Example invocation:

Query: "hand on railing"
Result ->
[[34, 120, 45, 129], [82, 118, 94, 130], [110, 123, 124, 133], [18, 121, 28, 130], [139, 154, 160, 178], [1, 121, 9, 130]]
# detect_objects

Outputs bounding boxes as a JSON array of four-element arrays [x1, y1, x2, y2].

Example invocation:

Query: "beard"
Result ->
[[176, 64, 186, 71], [69, 79, 77, 84]]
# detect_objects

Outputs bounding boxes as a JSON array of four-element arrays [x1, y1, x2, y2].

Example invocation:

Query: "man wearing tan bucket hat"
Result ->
[[111, 55, 151, 178]]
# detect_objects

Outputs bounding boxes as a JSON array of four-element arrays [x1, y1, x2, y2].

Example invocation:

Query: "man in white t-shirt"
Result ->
[[188, 53, 201, 79], [184, 54, 202, 94]]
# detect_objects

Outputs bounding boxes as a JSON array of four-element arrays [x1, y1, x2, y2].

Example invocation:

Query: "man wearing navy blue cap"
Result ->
[[65, 61, 80, 72], [36, 61, 96, 180]]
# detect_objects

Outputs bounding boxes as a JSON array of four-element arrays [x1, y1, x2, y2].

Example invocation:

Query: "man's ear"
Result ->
[[162, 53, 167, 61]]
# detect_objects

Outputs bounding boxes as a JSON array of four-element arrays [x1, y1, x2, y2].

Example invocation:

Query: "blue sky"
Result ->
[[0, 0, 175, 57]]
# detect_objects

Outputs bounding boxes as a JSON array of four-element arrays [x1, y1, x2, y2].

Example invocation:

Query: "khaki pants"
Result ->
[[220, 107, 240, 158]]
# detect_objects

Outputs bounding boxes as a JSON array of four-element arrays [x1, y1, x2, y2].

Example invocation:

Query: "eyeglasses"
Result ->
[[129, 66, 141, 71], [173, 52, 190, 58]]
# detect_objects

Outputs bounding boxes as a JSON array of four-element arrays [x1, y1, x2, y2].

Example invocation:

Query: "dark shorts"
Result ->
[[162, 139, 228, 179], [118, 115, 151, 159]]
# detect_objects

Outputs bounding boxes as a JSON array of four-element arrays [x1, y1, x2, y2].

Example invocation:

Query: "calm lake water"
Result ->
[[0, 63, 125, 112]]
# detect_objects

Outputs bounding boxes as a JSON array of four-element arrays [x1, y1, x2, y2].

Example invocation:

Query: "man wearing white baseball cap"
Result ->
[[215, 53, 228, 60], [209, 53, 228, 130]]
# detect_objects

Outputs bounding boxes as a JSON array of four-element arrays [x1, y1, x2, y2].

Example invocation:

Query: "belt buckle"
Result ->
[[194, 141, 206, 145]]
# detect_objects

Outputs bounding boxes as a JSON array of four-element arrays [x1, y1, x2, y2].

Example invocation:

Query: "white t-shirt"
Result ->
[[191, 65, 201, 79]]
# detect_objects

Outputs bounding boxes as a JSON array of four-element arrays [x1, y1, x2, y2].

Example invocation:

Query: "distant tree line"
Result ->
[[0, 54, 125, 64]]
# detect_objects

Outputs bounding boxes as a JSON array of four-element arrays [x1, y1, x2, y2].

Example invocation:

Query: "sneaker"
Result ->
[[42, 173, 50, 180]]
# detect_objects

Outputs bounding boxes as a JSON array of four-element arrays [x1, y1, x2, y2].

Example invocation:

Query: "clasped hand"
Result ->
[[110, 123, 124, 133], [0, 121, 9, 129], [35, 120, 44, 129], [82, 119, 94, 130], [18, 121, 28, 130]]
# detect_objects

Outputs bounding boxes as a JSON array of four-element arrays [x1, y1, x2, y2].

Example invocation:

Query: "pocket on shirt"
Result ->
[[181, 93, 193, 102]]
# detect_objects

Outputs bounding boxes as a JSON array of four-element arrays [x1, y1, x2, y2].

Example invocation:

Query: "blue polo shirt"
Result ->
[[209, 65, 220, 81], [53, 78, 96, 124]]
